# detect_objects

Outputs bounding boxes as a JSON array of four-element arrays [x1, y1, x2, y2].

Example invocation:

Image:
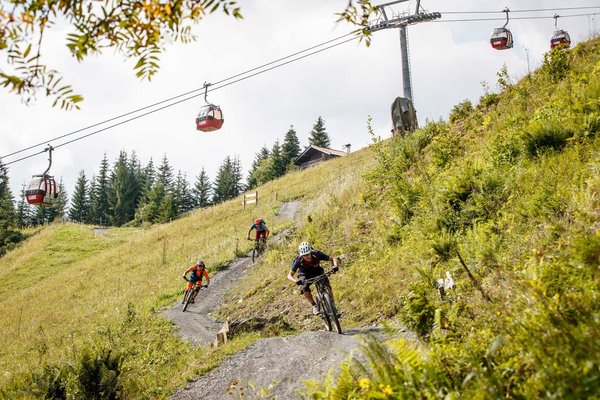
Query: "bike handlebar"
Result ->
[[301, 269, 338, 285]]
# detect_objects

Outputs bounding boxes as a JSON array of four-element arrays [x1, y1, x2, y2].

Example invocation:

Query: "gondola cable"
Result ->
[[1, 31, 357, 160], [3, 35, 360, 167], [3, 7, 599, 164]]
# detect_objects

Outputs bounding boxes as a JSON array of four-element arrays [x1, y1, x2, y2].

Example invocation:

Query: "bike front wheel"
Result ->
[[322, 292, 342, 334], [181, 289, 192, 312], [315, 293, 332, 331]]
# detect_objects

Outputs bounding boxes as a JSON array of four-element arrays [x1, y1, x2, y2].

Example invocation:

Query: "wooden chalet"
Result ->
[[294, 144, 349, 169]]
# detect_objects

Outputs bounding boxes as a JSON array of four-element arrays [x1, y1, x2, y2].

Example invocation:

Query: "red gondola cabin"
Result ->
[[550, 30, 571, 49], [25, 174, 58, 206], [490, 28, 513, 50], [196, 104, 224, 132]]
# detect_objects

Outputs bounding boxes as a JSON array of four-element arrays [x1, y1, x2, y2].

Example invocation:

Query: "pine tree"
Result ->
[[69, 170, 89, 223], [172, 171, 192, 214], [128, 151, 143, 211], [16, 183, 33, 228], [247, 146, 270, 189], [232, 156, 245, 195], [270, 140, 286, 178], [308, 116, 331, 148], [0, 160, 24, 255], [90, 154, 110, 226], [136, 181, 166, 223], [139, 158, 155, 203], [252, 157, 276, 186], [87, 175, 97, 224], [51, 179, 68, 221], [193, 168, 212, 208], [212, 155, 241, 203], [156, 154, 174, 192], [282, 125, 301, 168], [108, 151, 137, 226]]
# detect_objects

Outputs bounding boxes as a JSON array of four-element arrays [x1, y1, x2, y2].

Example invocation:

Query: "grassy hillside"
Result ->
[[220, 39, 600, 398], [2, 37, 599, 399], [0, 149, 375, 398]]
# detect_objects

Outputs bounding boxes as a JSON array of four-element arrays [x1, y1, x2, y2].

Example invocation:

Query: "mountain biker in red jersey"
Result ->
[[181, 259, 210, 304], [287, 242, 339, 315], [247, 218, 270, 243]]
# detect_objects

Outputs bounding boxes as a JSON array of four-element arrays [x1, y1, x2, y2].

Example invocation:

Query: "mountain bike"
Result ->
[[181, 281, 207, 312], [250, 237, 267, 263], [303, 269, 342, 334]]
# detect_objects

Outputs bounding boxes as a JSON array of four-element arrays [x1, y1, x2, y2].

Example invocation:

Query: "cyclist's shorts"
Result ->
[[298, 266, 329, 294], [186, 280, 203, 290], [255, 230, 267, 240]]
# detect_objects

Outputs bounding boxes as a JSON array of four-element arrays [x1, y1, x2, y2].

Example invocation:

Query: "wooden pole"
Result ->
[[456, 250, 492, 302]]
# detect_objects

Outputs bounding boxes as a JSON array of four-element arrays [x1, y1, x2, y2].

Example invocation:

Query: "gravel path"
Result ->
[[172, 328, 385, 400], [163, 255, 253, 345], [164, 201, 409, 399]]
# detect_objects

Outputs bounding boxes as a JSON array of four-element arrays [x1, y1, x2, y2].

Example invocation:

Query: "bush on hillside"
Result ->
[[449, 100, 473, 123], [541, 46, 571, 82], [400, 285, 436, 338], [0, 364, 68, 399], [478, 92, 500, 109], [523, 121, 574, 158], [429, 131, 463, 168], [414, 119, 449, 150], [585, 112, 600, 137], [75, 349, 123, 400]]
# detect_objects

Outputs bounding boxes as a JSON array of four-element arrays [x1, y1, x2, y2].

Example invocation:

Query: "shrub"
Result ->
[[449, 100, 473, 123], [478, 92, 500, 109], [1, 365, 68, 400], [585, 112, 600, 137], [541, 47, 571, 82], [400, 285, 436, 338], [413, 119, 448, 150], [76, 349, 123, 400], [429, 131, 462, 168], [523, 122, 574, 158], [572, 232, 600, 271]]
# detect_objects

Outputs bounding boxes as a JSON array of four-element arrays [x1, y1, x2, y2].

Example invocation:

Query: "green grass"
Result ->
[[0, 147, 375, 399]]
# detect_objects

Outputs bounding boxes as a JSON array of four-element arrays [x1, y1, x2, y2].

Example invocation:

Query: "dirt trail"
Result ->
[[164, 201, 411, 399], [163, 200, 302, 345], [172, 328, 386, 400], [163, 255, 254, 344]]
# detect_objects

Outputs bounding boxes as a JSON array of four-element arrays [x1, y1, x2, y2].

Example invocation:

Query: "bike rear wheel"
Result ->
[[322, 292, 342, 334]]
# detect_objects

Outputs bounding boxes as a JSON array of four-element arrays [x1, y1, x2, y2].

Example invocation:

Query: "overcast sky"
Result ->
[[1, 0, 599, 201]]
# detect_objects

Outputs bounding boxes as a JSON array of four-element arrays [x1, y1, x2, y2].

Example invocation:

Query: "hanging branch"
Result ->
[[456, 249, 492, 302]]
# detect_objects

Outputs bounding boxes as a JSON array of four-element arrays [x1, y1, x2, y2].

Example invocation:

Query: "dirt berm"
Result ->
[[172, 328, 384, 399]]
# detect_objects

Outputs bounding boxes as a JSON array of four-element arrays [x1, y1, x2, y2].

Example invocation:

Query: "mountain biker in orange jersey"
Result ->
[[181, 259, 210, 304], [287, 242, 339, 315], [247, 218, 270, 243]]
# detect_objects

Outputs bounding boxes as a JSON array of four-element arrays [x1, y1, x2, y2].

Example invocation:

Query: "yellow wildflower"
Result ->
[[359, 378, 371, 390], [382, 385, 393, 396]]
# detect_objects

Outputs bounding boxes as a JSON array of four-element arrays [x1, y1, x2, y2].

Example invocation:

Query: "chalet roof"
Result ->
[[294, 145, 347, 165]]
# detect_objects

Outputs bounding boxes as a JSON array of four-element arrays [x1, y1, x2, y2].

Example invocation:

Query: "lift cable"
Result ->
[[3, 6, 599, 164], [435, 12, 599, 23], [3, 35, 359, 167], [439, 6, 600, 15], [1, 30, 357, 161]]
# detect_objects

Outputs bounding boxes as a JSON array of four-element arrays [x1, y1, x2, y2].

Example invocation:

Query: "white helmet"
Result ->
[[298, 242, 312, 256]]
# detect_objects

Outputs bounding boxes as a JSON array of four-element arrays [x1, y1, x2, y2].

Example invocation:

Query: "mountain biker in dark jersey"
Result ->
[[287, 242, 339, 315], [181, 259, 210, 304]]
